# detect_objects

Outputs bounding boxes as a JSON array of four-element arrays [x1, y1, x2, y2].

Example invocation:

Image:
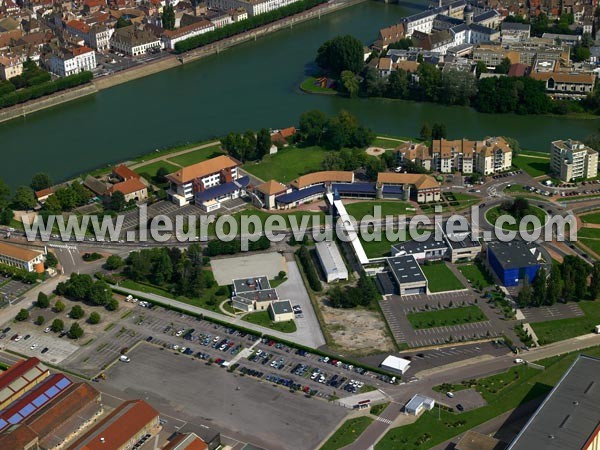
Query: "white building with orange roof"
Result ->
[[254, 179, 288, 209], [0, 242, 45, 273], [377, 173, 441, 203]]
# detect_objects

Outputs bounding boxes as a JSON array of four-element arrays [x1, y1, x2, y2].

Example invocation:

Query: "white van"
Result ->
[[119, 355, 131, 362]]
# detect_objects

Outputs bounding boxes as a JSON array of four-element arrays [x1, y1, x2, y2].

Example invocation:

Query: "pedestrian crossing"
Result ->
[[375, 417, 392, 425], [48, 243, 78, 251]]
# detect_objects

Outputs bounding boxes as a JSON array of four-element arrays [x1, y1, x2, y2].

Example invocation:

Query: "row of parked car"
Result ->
[[492, 170, 523, 180]]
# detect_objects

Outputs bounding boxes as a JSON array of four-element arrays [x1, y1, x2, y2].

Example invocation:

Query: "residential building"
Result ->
[[111, 25, 161, 56], [0, 358, 49, 410], [161, 20, 214, 50], [0, 55, 22, 79], [376, 173, 441, 203], [66, 399, 160, 450], [207, 0, 302, 16], [486, 240, 541, 287], [268, 299, 294, 322], [66, 21, 113, 52], [395, 142, 433, 171], [314, 241, 348, 282], [530, 71, 595, 99], [44, 45, 96, 77], [474, 136, 513, 175], [385, 254, 428, 295], [166, 155, 241, 206], [508, 355, 600, 450], [0, 242, 45, 273], [110, 178, 148, 202], [373, 23, 405, 50], [468, 23, 500, 44], [550, 139, 598, 181], [500, 22, 530, 42]]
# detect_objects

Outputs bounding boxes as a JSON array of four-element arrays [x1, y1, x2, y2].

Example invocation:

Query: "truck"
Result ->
[[595, 325, 600, 334]]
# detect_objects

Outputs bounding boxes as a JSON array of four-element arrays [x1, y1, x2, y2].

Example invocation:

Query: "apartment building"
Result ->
[[161, 20, 215, 50], [111, 25, 161, 56], [207, 0, 301, 16], [550, 139, 598, 181], [473, 39, 569, 68], [429, 137, 512, 175], [44, 45, 96, 77]]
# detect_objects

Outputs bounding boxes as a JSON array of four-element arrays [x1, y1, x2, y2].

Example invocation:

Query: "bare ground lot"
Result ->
[[103, 344, 347, 450], [319, 298, 395, 355], [210, 252, 287, 286]]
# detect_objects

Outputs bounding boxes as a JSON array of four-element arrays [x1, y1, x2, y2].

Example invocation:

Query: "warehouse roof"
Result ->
[[508, 355, 600, 450], [487, 240, 539, 270], [0, 358, 48, 404], [387, 255, 427, 285], [315, 241, 347, 278]]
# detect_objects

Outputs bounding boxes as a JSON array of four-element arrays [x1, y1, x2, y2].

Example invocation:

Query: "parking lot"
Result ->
[[102, 344, 348, 450], [210, 252, 287, 286], [0, 279, 33, 305], [0, 324, 80, 364], [117, 201, 206, 235], [520, 302, 584, 323]]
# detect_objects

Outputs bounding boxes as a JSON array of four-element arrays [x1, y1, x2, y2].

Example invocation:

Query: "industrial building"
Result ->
[[0, 242, 45, 273], [385, 255, 428, 295], [314, 241, 348, 282], [66, 399, 160, 450], [404, 394, 435, 415], [380, 355, 411, 375], [486, 240, 541, 287], [0, 357, 50, 411], [508, 355, 600, 450]]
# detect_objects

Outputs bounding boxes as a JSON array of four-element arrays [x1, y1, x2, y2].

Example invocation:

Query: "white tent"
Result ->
[[381, 355, 411, 375]]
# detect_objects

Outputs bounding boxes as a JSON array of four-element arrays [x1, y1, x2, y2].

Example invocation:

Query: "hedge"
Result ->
[[296, 245, 322, 292], [175, 0, 328, 53], [0, 71, 93, 109]]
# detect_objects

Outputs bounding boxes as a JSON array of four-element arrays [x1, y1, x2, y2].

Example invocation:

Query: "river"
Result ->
[[1, 0, 600, 188]]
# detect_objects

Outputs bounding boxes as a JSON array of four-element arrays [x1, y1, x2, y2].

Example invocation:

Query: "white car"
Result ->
[[30, 343, 38, 350], [119, 355, 131, 362], [446, 392, 454, 398], [44, 327, 51, 333], [14, 335, 22, 342], [514, 358, 524, 364], [176, 330, 184, 337]]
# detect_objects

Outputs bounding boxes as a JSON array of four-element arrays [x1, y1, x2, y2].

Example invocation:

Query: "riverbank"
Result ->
[[0, 0, 363, 125]]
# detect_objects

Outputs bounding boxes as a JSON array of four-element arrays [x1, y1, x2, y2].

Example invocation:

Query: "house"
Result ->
[[0, 242, 45, 273], [373, 23, 405, 50], [111, 25, 161, 56], [314, 241, 348, 282], [268, 299, 294, 322], [34, 187, 54, 204], [166, 155, 242, 207], [110, 178, 148, 202], [0, 55, 22, 80], [44, 45, 96, 77], [550, 139, 598, 181], [486, 240, 541, 287], [270, 126, 296, 147], [395, 142, 433, 171]]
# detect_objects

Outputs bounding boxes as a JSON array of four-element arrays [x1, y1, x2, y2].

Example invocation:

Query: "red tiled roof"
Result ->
[[0, 358, 44, 391], [72, 46, 94, 56], [66, 20, 90, 34], [34, 187, 54, 199], [162, 20, 213, 39], [113, 164, 139, 181], [166, 155, 239, 184], [110, 178, 146, 195], [162, 433, 208, 450], [279, 127, 296, 139], [66, 399, 158, 450]]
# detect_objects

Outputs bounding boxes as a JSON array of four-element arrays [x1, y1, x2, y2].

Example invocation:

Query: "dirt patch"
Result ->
[[318, 296, 395, 355], [366, 147, 385, 156]]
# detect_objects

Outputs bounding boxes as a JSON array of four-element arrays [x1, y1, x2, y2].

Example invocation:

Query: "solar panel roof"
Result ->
[[32, 394, 48, 407], [56, 377, 71, 389], [45, 386, 59, 398]]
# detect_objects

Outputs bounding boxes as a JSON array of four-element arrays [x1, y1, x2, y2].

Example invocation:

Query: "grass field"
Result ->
[[512, 155, 551, 178], [577, 228, 600, 239], [358, 228, 425, 259], [371, 136, 408, 148], [167, 144, 224, 166], [458, 263, 494, 288], [531, 301, 600, 345], [579, 239, 600, 258], [218, 208, 325, 235], [485, 205, 547, 231], [420, 263, 464, 292], [242, 311, 296, 333], [243, 146, 327, 183], [370, 402, 390, 416], [345, 201, 415, 218], [134, 160, 179, 178], [376, 345, 600, 450], [320, 416, 374, 450], [300, 76, 337, 94], [449, 192, 480, 210], [407, 305, 487, 329], [581, 212, 600, 224]]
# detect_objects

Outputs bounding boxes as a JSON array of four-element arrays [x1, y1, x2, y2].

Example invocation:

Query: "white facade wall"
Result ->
[[47, 50, 96, 77]]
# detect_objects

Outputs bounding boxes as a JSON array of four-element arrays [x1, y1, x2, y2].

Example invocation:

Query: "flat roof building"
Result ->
[[268, 299, 295, 323], [386, 255, 428, 295], [404, 394, 435, 415], [314, 241, 348, 283], [550, 139, 598, 182], [231, 277, 278, 312], [508, 355, 600, 450], [486, 240, 540, 287]]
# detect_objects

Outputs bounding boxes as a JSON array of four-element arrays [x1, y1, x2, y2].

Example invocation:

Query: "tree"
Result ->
[[13, 186, 36, 210], [68, 322, 84, 339], [70, 305, 85, 319], [277, 270, 286, 280], [30, 173, 52, 191], [256, 128, 272, 159], [107, 191, 126, 212], [385, 69, 409, 99], [50, 318, 64, 332], [475, 61, 488, 77], [116, 16, 132, 28], [547, 264, 563, 305], [315, 35, 363, 76], [88, 312, 101, 324], [106, 297, 119, 311], [518, 276, 532, 307], [0, 179, 10, 211], [298, 110, 327, 145], [35, 315, 45, 325], [36, 292, 49, 308], [0, 208, 12, 225], [162, 4, 175, 30], [573, 44, 591, 62], [420, 123, 431, 141], [15, 308, 29, 321], [341, 70, 359, 98], [155, 166, 170, 183], [532, 267, 547, 306], [104, 255, 124, 270], [54, 299, 65, 313], [44, 252, 58, 268], [88, 280, 112, 306], [589, 261, 600, 300], [431, 122, 447, 140], [388, 37, 413, 50], [495, 57, 512, 74]]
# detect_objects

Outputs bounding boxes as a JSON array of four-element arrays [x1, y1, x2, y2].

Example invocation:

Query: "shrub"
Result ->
[[15, 309, 29, 321], [88, 312, 101, 324]]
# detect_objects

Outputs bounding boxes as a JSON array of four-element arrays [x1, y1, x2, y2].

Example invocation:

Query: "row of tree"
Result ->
[[205, 236, 271, 256], [124, 245, 216, 299], [55, 274, 118, 311], [296, 245, 322, 292], [221, 129, 272, 162], [518, 257, 600, 307], [297, 110, 374, 150], [327, 274, 379, 308]]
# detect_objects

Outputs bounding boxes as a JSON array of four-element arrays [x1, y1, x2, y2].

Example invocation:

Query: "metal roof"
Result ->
[[194, 176, 249, 203], [487, 240, 539, 269], [275, 184, 326, 204], [387, 255, 427, 285]]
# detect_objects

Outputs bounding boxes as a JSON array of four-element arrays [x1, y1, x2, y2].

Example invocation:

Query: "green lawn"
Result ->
[[320, 417, 374, 450], [242, 311, 297, 333], [300, 76, 337, 94], [371, 136, 407, 149], [376, 345, 600, 450], [345, 201, 415, 218], [420, 263, 464, 292], [486, 205, 547, 231], [577, 227, 600, 239], [358, 228, 425, 259], [370, 402, 390, 416], [407, 305, 487, 329], [134, 160, 179, 178], [512, 155, 551, 178], [167, 144, 224, 166], [581, 212, 600, 224], [243, 146, 327, 183], [448, 192, 480, 210], [531, 301, 600, 345], [211, 208, 325, 235], [579, 238, 600, 258], [458, 263, 493, 288], [118, 279, 228, 313]]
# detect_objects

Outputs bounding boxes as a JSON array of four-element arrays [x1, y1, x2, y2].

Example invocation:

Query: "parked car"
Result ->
[[120, 355, 131, 362]]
